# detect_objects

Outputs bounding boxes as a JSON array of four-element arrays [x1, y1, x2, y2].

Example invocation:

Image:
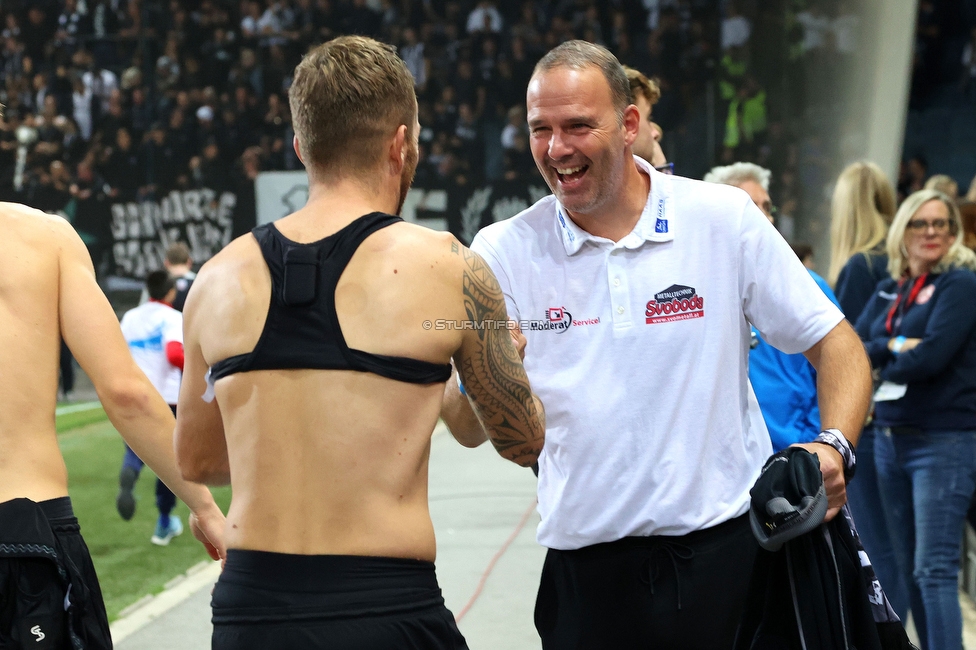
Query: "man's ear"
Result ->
[[389, 124, 408, 173], [621, 104, 641, 148], [293, 135, 304, 165]]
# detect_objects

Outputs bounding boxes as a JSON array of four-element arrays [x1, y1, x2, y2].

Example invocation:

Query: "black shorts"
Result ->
[[0, 497, 112, 650], [212, 550, 469, 650], [535, 513, 758, 650]]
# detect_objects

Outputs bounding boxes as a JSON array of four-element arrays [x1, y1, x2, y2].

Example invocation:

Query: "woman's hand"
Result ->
[[888, 337, 922, 354]]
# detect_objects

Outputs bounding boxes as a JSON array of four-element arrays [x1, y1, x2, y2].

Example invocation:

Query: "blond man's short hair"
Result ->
[[622, 66, 661, 107], [289, 36, 417, 178]]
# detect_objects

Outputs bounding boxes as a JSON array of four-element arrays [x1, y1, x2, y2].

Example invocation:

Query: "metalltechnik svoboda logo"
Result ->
[[645, 284, 705, 324]]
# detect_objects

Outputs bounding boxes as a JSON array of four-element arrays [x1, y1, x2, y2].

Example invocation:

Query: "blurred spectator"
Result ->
[[80, 50, 119, 116], [703, 162, 775, 221], [828, 161, 897, 318], [791, 242, 816, 270], [466, 2, 502, 35], [924, 173, 959, 201], [102, 127, 141, 200], [190, 138, 230, 192], [622, 66, 661, 163], [959, 201, 976, 250], [856, 190, 976, 650], [501, 132, 534, 182], [827, 160, 906, 620], [961, 27, 976, 98], [95, 89, 128, 144], [400, 27, 427, 91], [721, 3, 751, 51], [500, 105, 526, 151], [71, 74, 94, 140], [140, 123, 177, 199], [898, 155, 928, 201]]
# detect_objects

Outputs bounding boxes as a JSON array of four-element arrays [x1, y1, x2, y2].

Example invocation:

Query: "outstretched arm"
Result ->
[[56, 220, 225, 559], [442, 321, 528, 447], [451, 247, 545, 467]]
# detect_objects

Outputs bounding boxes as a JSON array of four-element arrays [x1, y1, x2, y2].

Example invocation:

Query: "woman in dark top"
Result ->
[[830, 161, 897, 322], [855, 190, 976, 650], [828, 161, 907, 618]]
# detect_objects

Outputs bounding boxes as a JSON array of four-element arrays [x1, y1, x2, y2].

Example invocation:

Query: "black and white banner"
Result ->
[[110, 189, 238, 279], [255, 171, 551, 245]]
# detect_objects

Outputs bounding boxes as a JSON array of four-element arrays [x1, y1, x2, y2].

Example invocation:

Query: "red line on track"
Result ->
[[455, 498, 538, 623]]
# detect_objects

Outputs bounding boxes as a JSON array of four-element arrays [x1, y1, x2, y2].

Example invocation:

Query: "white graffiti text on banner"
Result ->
[[111, 189, 237, 279]]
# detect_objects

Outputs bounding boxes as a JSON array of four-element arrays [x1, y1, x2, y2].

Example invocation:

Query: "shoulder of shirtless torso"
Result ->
[[189, 220, 469, 366], [0, 203, 75, 289], [0, 202, 74, 252]]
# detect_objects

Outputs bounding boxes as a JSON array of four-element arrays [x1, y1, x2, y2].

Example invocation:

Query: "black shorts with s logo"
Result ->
[[0, 497, 111, 650]]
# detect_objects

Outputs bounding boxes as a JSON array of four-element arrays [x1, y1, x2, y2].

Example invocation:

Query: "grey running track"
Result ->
[[113, 423, 546, 650]]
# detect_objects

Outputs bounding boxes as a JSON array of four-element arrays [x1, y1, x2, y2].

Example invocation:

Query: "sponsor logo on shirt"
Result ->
[[522, 307, 601, 332], [916, 284, 935, 305], [654, 199, 668, 233], [556, 210, 576, 243], [645, 284, 704, 324], [127, 327, 165, 351]]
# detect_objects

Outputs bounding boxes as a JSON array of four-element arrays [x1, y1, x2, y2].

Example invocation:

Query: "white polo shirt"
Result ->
[[120, 301, 184, 405], [471, 157, 844, 550]]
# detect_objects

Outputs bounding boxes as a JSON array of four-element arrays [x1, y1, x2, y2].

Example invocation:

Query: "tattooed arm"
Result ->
[[444, 246, 545, 467]]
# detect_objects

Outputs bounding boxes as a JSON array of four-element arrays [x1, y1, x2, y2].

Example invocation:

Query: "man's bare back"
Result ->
[[0, 202, 225, 647], [0, 200, 224, 535], [0, 204, 74, 503], [177, 204, 543, 561]]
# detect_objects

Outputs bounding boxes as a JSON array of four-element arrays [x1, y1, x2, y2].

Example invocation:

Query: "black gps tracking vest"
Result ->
[[209, 212, 452, 384]]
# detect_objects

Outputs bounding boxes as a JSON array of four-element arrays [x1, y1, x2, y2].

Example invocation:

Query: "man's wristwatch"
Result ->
[[813, 428, 856, 483]]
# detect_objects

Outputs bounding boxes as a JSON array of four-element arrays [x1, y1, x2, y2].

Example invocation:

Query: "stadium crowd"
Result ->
[[9, 0, 973, 274]]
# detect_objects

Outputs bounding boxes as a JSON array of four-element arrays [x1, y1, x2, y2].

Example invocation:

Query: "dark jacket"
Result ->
[[735, 510, 914, 650], [855, 268, 976, 430], [835, 249, 889, 323]]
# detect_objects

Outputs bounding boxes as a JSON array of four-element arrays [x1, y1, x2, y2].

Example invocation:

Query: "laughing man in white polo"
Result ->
[[441, 40, 873, 649]]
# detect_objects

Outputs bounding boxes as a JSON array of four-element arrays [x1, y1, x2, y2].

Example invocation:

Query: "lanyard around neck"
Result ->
[[885, 273, 928, 335]]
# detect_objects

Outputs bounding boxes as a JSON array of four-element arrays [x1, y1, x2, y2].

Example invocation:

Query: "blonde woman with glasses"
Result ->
[[854, 190, 976, 650]]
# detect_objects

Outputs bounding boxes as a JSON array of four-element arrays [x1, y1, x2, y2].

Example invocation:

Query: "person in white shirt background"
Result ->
[[117, 270, 187, 546], [442, 39, 872, 649]]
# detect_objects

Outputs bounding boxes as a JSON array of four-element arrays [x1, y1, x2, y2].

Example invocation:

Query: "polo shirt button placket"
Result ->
[[608, 248, 631, 326]]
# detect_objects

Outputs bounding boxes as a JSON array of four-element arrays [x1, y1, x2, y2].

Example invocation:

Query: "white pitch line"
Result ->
[[55, 401, 102, 415], [110, 560, 222, 644]]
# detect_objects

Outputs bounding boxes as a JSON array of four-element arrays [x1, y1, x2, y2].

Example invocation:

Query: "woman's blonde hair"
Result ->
[[924, 174, 958, 200], [827, 161, 897, 286], [886, 189, 976, 278]]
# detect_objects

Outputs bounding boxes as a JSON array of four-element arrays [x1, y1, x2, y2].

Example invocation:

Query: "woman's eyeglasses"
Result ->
[[906, 218, 951, 233], [654, 162, 674, 175]]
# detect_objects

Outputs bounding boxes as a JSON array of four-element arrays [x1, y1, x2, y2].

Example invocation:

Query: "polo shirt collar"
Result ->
[[554, 156, 676, 256]]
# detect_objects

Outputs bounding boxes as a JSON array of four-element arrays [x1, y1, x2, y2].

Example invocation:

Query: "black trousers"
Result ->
[[535, 513, 758, 650], [212, 550, 468, 650], [0, 497, 112, 650]]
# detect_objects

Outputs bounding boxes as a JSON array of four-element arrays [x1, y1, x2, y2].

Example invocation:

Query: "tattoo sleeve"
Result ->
[[455, 248, 544, 467]]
